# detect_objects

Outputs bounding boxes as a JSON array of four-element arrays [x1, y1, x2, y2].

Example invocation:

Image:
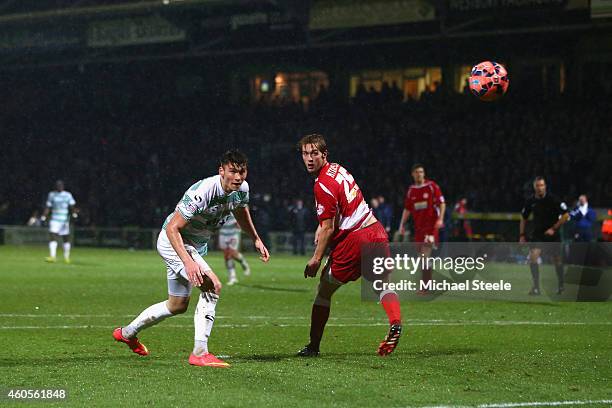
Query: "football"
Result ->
[[469, 61, 509, 101]]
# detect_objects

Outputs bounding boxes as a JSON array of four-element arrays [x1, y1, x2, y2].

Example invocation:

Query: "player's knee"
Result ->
[[313, 294, 331, 308], [167, 298, 189, 314]]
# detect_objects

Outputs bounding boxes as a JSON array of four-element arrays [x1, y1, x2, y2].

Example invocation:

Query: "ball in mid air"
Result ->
[[469, 61, 509, 102]]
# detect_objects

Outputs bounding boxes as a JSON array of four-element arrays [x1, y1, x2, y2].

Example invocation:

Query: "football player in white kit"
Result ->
[[113, 150, 270, 367], [218, 213, 250, 285], [42, 180, 76, 263]]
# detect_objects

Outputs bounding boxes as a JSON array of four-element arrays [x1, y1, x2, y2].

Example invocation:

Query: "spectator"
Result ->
[[289, 199, 309, 255], [569, 195, 597, 242]]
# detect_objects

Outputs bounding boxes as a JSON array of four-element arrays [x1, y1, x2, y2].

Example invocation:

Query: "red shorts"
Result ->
[[413, 229, 439, 245], [329, 221, 389, 283]]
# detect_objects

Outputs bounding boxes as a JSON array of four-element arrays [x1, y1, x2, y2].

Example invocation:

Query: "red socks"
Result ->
[[380, 292, 401, 325], [309, 304, 330, 349], [422, 268, 432, 285]]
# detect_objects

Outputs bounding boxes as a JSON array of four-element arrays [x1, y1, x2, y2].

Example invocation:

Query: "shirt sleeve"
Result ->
[[175, 182, 206, 221], [46, 193, 52, 208], [521, 199, 532, 219], [314, 180, 338, 222], [433, 182, 445, 205], [236, 182, 249, 208], [68, 193, 76, 206], [569, 207, 579, 218]]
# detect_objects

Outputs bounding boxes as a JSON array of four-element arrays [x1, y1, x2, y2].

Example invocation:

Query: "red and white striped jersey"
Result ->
[[313, 162, 371, 246]]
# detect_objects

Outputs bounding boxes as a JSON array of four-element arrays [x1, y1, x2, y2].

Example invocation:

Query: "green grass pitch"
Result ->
[[0, 245, 611, 407]]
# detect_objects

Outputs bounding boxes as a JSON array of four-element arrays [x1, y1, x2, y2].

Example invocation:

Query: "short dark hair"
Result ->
[[533, 176, 546, 184], [411, 163, 425, 172], [220, 149, 248, 168], [297, 133, 328, 154]]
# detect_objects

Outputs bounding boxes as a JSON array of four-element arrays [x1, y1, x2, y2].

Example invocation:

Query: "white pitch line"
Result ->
[[420, 400, 612, 408], [479, 400, 612, 408], [0, 314, 388, 320], [1, 320, 611, 330]]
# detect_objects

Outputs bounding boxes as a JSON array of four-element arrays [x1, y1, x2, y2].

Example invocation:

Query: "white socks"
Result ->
[[236, 253, 249, 269], [49, 241, 71, 259], [193, 292, 218, 356], [120, 293, 220, 356], [226, 259, 236, 281], [123, 301, 173, 339]]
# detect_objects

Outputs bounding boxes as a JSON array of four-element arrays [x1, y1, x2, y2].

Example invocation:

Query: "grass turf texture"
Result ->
[[0, 245, 610, 407]]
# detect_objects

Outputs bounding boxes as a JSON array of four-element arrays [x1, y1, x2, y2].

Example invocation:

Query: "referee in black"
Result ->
[[519, 177, 569, 295]]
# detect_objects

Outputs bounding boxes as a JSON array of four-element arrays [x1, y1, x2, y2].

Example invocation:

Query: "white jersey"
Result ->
[[46, 191, 76, 222], [219, 214, 240, 238], [161, 175, 249, 255]]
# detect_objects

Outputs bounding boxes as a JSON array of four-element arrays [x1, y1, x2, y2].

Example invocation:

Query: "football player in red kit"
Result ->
[[399, 164, 446, 293], [297, 134, 402, 357]]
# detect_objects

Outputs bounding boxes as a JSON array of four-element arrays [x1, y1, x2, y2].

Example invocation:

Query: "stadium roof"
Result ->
[[0, 0, 282, 23]]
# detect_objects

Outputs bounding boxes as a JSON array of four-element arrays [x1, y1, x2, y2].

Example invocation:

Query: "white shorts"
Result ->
[[157, 230, 212, 298], [218, 233, 240, 250], [49, 220, 70, 236]]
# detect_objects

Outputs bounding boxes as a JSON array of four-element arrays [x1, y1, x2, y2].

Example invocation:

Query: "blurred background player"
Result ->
[[398, 164, 445, 293], [453, 198, 473, 240], [569, 194, 597, 242], [520, 176, 569, 295], [218, 213, 250, 285], [113, 150, 270, 368], [298, 134, 402, 358], [42, 180, 76, 263], [289, 198, 309, 255]]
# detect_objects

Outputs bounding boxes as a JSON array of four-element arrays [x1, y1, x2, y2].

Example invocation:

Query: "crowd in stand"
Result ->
[[1, 75, 609, 235]]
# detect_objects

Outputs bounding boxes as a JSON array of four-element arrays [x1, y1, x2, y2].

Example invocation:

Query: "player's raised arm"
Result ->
[[233, 206, 270, 262]]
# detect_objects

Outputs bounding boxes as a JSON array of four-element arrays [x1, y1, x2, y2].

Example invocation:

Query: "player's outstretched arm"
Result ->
[[165, 212, 211, 288], [233, 206, 270, 262], [304, 218, 334, 278]]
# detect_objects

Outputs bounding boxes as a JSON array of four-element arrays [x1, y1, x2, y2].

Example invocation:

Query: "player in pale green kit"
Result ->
[[113, 150, 270, 367], [218, 213, 250, 285], [42, 180, 76, 263]]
